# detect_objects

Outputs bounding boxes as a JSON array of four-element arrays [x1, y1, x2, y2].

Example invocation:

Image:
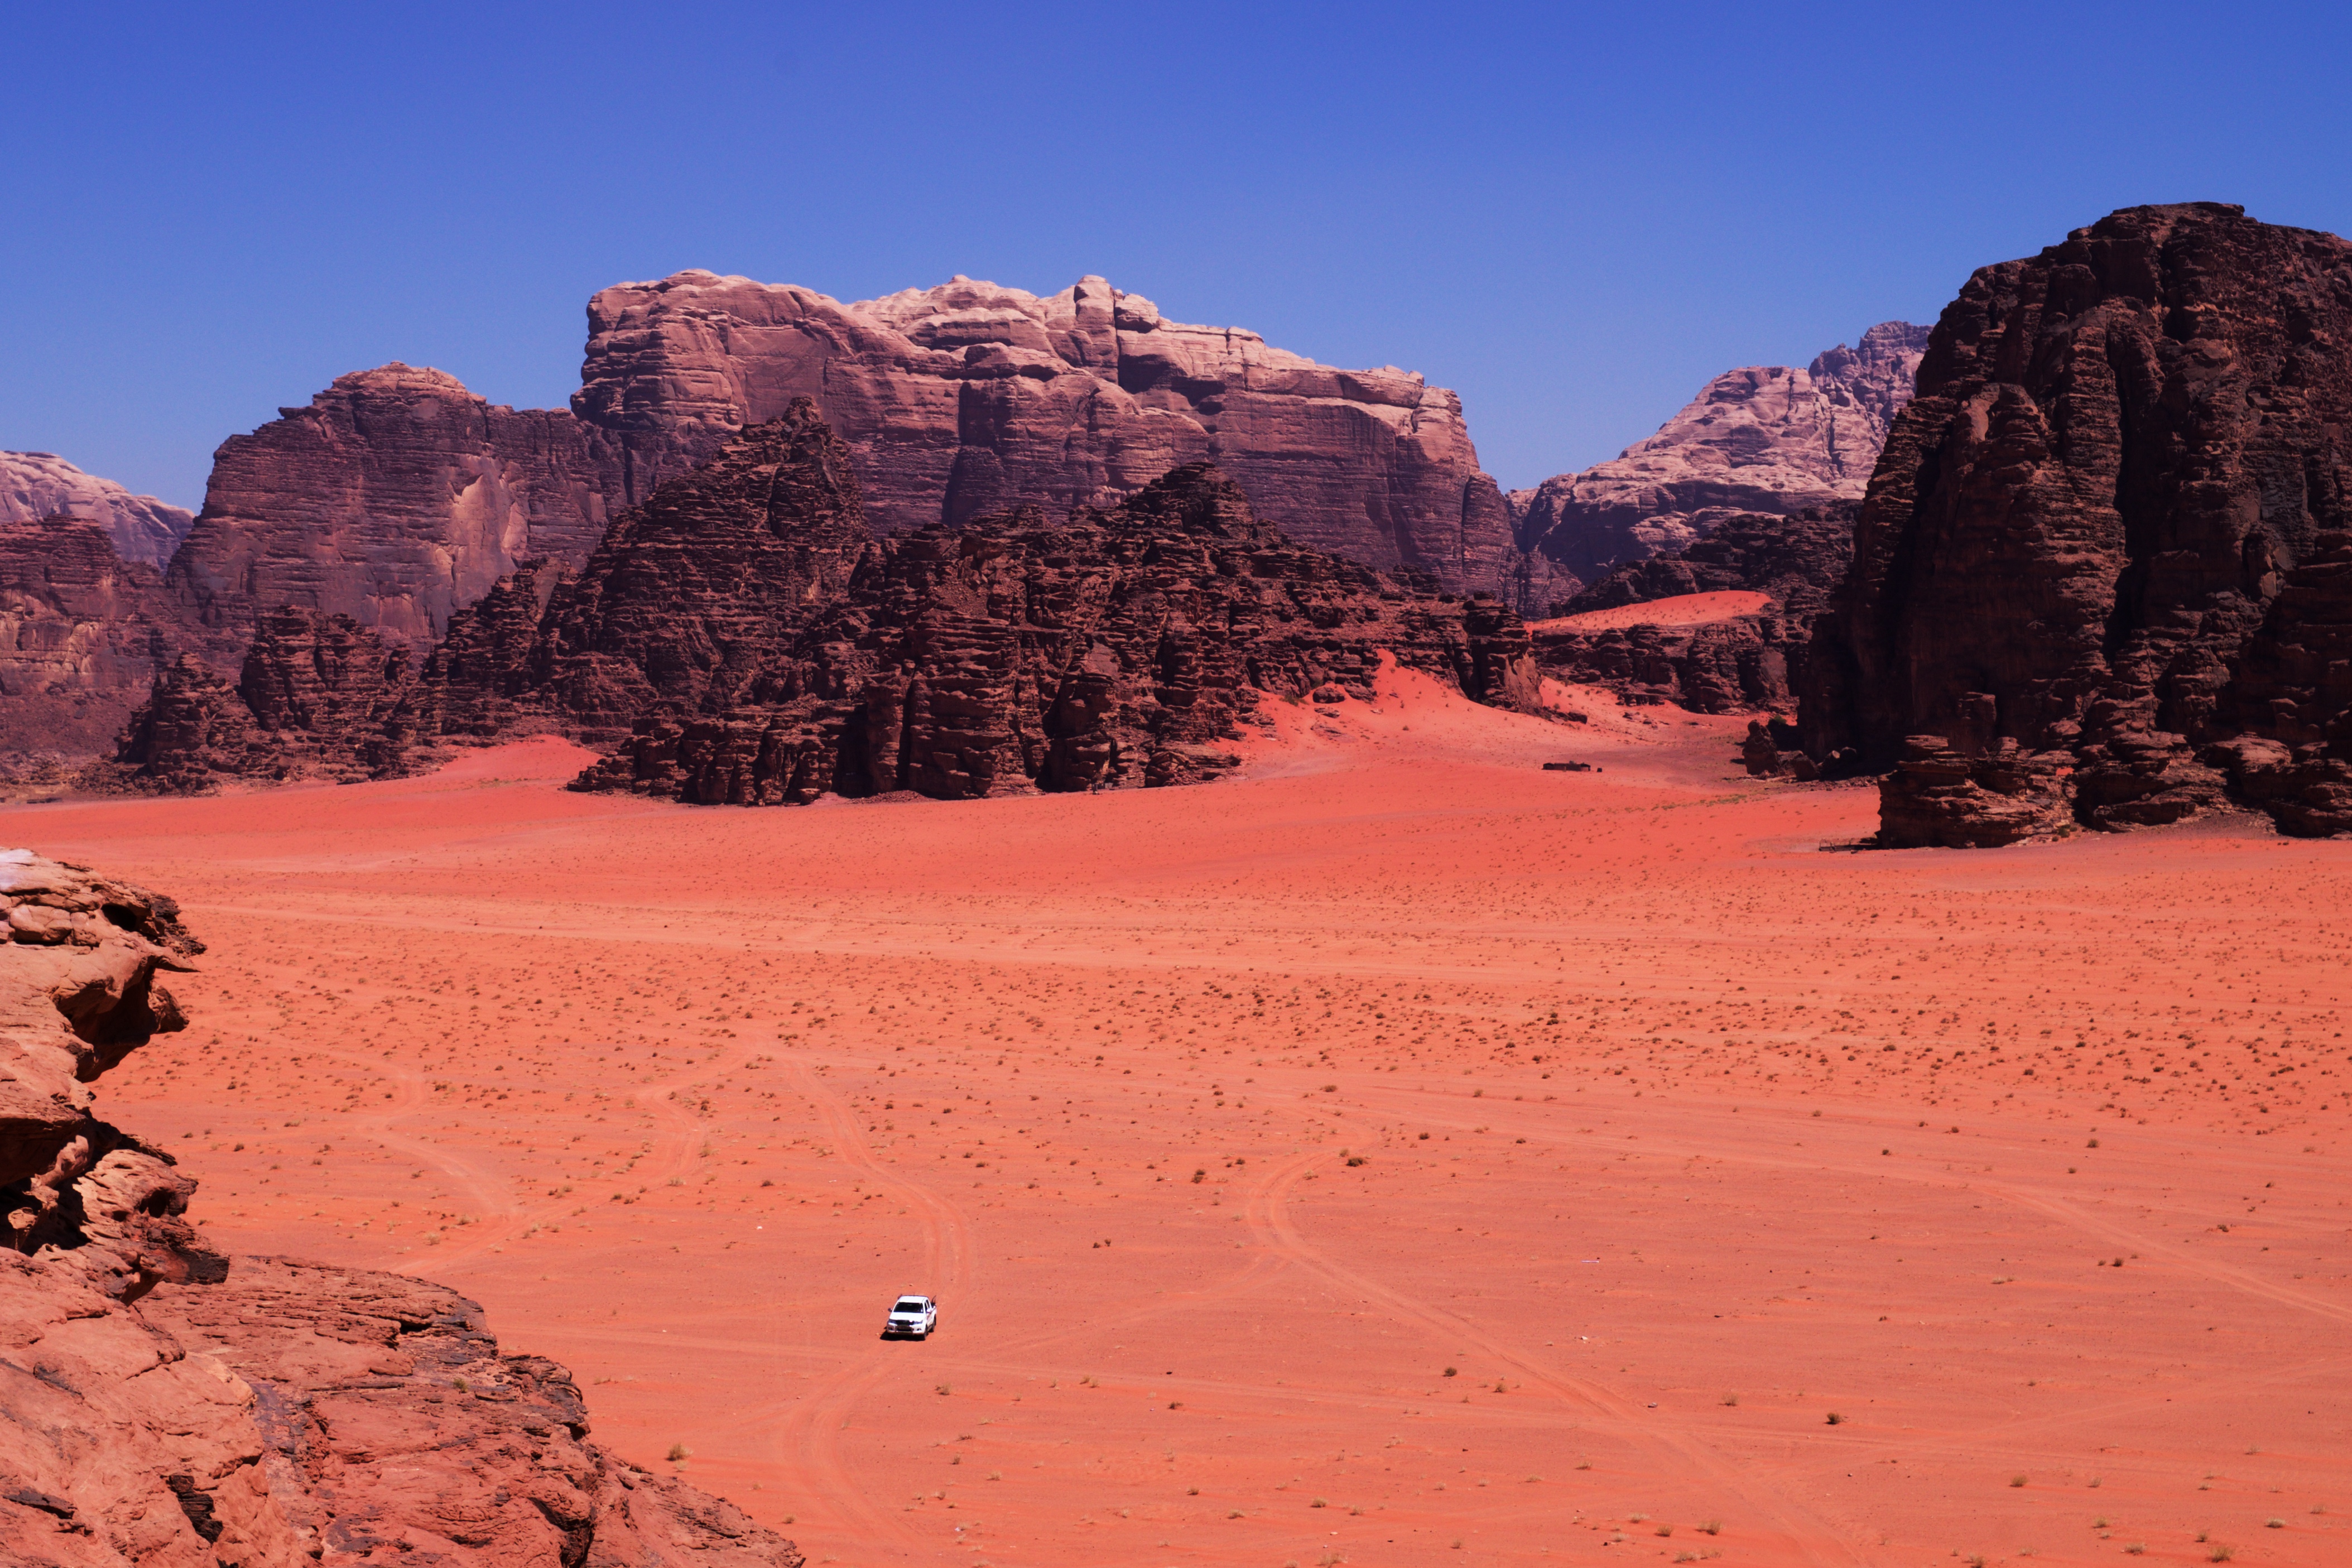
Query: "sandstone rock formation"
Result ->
[[1799, 203, 2352, 844], [0, 850, 211, 1304], [510, 399, 874, 745], [574, 270, 1523, 598], [1529, 506, 1855, 714], [163, 364, 626, 656], [0, 451, 194, 570], [0, 851, 802, 1567], [1514, 322, 1927, 580], [0, 518, 195, 772], [108, 268, 1537, 776], [569, 424, 1542, 806], [93, 609, 420, 793], [117, 403, 1545, 802]]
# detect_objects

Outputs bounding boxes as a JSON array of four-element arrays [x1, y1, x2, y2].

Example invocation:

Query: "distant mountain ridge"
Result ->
[[0, 450, 193, 569], [1511, 321, 1928, 583]]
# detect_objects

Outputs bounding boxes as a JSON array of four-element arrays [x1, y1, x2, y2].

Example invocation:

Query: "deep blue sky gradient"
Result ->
[[8, 1, 2351, 507]]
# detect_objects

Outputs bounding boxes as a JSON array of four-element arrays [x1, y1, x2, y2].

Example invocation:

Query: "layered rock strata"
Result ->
[[0, 850, 802, 1567], [0, 451, 194, 570], [1797, 204, 2352, 844], [0, 850, 212, 1300], [0, 518, 196, 769], [1530, 506, 1855, 715], [1515, 322, 1926, 580], [575, 270, 1523, 598], [572, 448, 1542, 806], [163, 364, 625, 655]]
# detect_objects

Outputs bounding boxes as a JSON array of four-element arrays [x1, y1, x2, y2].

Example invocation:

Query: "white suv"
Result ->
[[883, 1295, 937, 1339]]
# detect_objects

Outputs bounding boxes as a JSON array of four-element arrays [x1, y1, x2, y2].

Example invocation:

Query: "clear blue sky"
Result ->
[[8, 2, 2350, 507]]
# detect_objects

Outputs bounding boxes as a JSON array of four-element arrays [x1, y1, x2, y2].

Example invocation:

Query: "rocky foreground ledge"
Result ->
[[0, 850, 801, 1567]]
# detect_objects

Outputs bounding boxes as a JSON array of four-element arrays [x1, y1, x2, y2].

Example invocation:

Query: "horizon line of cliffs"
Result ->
[[0, 849, 805, 1564], [2, 270, 1923, 777], [90, 402, 1545, 805], [36, 205, 2352, 850]]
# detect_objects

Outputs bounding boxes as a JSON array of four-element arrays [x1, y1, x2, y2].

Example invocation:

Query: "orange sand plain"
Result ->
[[1527, 591, 1773, 632], [9, 666, 2350, 1568]]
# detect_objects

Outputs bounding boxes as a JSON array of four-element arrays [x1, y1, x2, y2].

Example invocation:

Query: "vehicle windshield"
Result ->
[[894, 1301, 927, 1311]]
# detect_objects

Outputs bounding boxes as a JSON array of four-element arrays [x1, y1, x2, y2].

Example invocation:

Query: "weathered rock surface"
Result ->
[[515, 399, 874, 745], [0, 518, 196, 771], [1528, 506, 1855, 715], [0, 452, 194, 570], [164, 364, 626, 656], [0, 853, 802, 1567], [92, 608, 420, 793], [110, 403, 1545, 800], [1798, 203, 2352, 844], [572, 436, 1543, 806], [0, 852, 211, 1298], [1515, 322, 1927, 580], [575, 270, 1523, 598]]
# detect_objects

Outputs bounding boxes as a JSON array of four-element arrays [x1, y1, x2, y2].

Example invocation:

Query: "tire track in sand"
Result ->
[[764, 1054, 972, 1559], [1247, 1149, 1870, 1568]]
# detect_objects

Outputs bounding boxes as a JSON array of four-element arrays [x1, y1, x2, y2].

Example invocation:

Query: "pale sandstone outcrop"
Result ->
[[1514, 322, 1927, 579], [574, 270, 1523, 598], [0, 451, 194, 570]]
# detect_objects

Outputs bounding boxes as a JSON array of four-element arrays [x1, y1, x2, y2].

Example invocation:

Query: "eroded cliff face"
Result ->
[[573, 271, 1523, 598], [1514, 322, 1927, 580], [112, 405, 1543, 803], [1798, 203, 2352, 845], [0, 452, 194, 571], [91, 609, 419, 794], [0, 518, 196, 774], [163, 364, 624, 656], [574, 453, 1542, 807], [0, 850, 803, 1567]]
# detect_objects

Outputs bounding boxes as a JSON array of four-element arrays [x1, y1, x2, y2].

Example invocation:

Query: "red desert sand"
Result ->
[[1527, 590, 1773, 633], [10, 662, 2347, 1567]]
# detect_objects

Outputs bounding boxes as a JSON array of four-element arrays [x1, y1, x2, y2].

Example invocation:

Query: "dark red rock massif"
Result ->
[[112, 403, 1543, 802], [575, 271, 1528, 600], [163, 364, 626, 656], [0, 850, 802, 1567], [92, 609, 419, 794], [573, 446, 1542, 806], [0, 453, 195, 571], [1528, 506, 1856, 715], [0, 518, 196, 773], [1514, 322, 1926, 582], [1798, 203, 2352, 844]]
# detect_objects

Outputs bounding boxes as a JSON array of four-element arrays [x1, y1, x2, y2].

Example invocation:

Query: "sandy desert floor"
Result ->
[[9, 667, 2350, 1568]]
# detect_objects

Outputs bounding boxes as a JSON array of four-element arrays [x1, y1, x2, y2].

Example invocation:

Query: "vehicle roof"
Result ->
[[893, 1295, 931, 1305]]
